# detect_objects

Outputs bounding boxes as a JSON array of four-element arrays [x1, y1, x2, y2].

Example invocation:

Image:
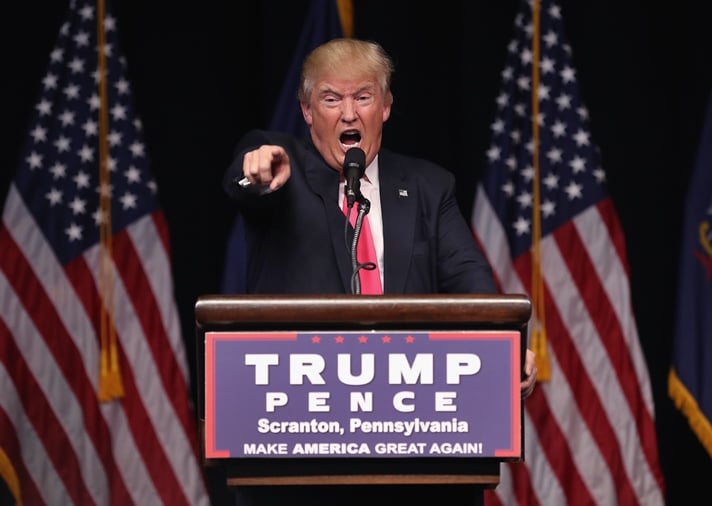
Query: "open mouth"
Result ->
[[340, 130, 361, 148]]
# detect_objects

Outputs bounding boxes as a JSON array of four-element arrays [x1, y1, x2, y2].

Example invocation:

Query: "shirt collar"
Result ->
[[363, 154, 379, 187]]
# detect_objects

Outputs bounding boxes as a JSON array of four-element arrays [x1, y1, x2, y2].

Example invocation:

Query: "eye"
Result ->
[[356, 93, 374, 104], [322, 95, 340, 107]]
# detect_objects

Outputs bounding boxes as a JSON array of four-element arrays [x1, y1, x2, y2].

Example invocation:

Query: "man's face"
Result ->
[[300, 74, 392, 172]]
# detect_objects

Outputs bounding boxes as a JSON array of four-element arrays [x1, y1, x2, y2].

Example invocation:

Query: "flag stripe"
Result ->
[[114, 219, 194, 430], [475, 190, 597, 505], [0, 221, 112, 506], [525, 389, 596, 505], [74, 220, 200, 505], [2, 190, 156, 505], [0, 362, 69, 506], [112, 222, 204, 503], [532, 237, 634, 504], [0, 305, 101, 506], [68, 248, 179, 506], [520, 255, 613, 504], [573, 204, 663, 490], [131, 211, 189, 378], [59, 259, 161, 505]]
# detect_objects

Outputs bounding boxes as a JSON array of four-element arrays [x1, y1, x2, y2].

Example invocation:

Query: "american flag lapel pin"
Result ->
[[398, 189, 408, 198]]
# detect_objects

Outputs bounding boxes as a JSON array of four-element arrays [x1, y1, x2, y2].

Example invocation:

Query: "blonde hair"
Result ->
[[298, 38, 394, 105]]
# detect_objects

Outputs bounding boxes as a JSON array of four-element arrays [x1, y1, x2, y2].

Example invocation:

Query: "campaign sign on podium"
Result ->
[[203, 329, 521, 460], [196, 294, 530, 488]]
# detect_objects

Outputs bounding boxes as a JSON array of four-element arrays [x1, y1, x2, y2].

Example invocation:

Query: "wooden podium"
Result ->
[[195, 293, 530, 504]]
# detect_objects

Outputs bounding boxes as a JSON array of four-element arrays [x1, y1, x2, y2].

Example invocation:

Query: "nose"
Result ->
[[341, 97, 357, 122]]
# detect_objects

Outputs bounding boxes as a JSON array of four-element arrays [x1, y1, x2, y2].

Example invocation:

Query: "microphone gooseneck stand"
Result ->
[[348, 197, 371, 294], [342, 147, 369, 293]]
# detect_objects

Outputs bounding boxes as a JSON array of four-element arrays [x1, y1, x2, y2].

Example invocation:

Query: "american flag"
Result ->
[[471, 1, 666, 504], [0, 1, 209, 504]]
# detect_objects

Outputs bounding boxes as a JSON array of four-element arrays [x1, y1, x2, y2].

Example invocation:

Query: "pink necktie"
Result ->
[[342, 196, 382, 294]]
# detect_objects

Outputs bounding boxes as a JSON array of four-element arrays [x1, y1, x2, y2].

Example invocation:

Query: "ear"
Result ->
[[382, 102, 392, 123], [300, 102, 313, 126]]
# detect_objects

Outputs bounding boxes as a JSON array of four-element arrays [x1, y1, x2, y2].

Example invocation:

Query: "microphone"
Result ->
[[343, 147, 366, 208]]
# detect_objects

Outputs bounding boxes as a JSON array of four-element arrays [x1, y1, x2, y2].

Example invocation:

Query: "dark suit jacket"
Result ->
[[223, 129, 497, 295]]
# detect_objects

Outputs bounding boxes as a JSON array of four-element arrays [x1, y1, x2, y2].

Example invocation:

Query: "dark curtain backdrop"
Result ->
[[2, 1, 710, 504]]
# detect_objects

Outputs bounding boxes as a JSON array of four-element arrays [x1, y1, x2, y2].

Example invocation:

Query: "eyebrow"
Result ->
[[317, 83, 377, 97]]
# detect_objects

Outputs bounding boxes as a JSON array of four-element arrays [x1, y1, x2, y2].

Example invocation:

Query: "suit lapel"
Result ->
[[378, 151, 416, 293]]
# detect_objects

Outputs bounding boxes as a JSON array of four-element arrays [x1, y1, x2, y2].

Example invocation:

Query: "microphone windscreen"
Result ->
[[344, 147, 366, 175]]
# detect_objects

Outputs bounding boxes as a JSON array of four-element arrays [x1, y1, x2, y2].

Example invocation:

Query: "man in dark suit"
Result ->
[[224, 38, 499, 295], [222, 37, 536, 505], [223, 129, 498, 295]]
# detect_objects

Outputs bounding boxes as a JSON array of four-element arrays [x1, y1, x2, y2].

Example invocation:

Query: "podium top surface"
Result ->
[[195, 293, 531, 328]]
